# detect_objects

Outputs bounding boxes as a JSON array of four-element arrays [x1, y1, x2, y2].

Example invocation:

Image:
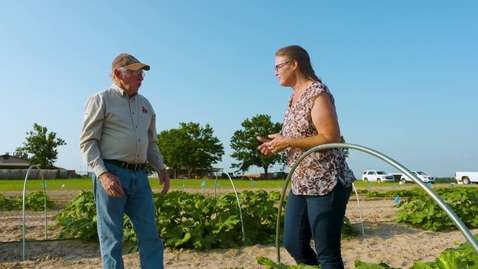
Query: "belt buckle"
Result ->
[[134, 164, 139, 171]]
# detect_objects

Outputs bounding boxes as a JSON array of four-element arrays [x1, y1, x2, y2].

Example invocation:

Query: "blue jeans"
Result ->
[[283, 182, 352, 269], [94, 163, 164, 269]]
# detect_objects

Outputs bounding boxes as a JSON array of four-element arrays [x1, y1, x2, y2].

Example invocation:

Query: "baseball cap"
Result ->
[[112, 53, 150, 71]]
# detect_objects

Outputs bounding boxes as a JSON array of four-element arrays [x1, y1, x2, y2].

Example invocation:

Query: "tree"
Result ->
[[143, 163, 157, 177], [230, 114, 285, 176], [157, 122, 224, 178], [20, 123, 67, 168], [340, 135, 349, 158], [14, 146, 28, 159]]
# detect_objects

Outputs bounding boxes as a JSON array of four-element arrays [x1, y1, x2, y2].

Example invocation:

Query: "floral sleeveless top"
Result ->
[[282, 81, 355, 196]]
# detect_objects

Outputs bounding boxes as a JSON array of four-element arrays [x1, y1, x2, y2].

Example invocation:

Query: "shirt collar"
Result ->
[[111, 83, 126, 96], [111, 83, 138, 98]]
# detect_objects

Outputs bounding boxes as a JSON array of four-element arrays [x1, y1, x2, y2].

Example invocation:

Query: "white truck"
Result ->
[[455, 172, 478, 185], [400, 171, 435, 184]]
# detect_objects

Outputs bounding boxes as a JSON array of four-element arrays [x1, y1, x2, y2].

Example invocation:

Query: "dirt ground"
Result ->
[[1, 186, 477, 269]]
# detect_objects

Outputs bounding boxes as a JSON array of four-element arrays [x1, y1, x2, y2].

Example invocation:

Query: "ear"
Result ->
[[113, 68, 122, 79], [291, 60, 299, 70]]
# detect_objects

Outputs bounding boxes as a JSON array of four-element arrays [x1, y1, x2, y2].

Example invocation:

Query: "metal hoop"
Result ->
[[275, 143, 478, 262]]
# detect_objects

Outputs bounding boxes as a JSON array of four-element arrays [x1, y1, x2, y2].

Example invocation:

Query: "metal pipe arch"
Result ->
[[22, 164, 48, 260], [214, 169, 246, 245], [275, 143, 478, 262]]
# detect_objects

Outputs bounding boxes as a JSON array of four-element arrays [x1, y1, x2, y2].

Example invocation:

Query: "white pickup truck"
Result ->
[[455, 172, 478, 185]]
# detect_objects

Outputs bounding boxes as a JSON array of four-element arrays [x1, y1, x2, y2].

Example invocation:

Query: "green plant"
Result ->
[[395, 187, 478, 231], [50, 189, 358, 254], [366, 189, 423, 199], [24, 191, 56, 211], [152, 190, 283, 251], [0, 193, 14, 211], [410, 233, 478, 268], [0, 191, 56, 211], [50, 190, 98, 241], [354, 260, 400, 268], [257, 256, 321, 268], [342, 215, 358, 240]]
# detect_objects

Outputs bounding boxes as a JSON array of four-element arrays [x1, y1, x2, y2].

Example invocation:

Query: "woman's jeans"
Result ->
[[94, 163, 164, 269], [283, 182, 352, 269]]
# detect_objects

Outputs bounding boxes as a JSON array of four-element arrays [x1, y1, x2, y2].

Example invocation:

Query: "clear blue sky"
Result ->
[[1, 1, 477, 178]]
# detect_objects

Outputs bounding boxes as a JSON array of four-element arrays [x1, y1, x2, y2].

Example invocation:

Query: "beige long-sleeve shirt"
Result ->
[[79, 83, 165, 177]]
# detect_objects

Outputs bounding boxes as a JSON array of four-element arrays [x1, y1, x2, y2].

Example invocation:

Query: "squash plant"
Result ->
[[0, 191, 56, 211], [50, 190, 357, 253], [395, 187, 478, 231], [51, 190, 98, 241]]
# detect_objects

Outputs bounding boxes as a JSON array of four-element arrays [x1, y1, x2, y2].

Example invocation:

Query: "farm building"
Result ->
[[0, 152, 76, 179]]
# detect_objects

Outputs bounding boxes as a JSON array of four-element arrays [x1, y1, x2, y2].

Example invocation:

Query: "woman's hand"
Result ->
[[257, 136, 273, 155], [257, 134, 289, 155]]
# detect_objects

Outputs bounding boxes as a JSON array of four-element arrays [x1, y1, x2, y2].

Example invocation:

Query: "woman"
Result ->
[[257, 45, 355, 269]]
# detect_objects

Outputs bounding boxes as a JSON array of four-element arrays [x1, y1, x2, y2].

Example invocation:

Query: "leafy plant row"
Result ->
[[395, 187, 478, 231], [50, 190, 358, 253], [361, 189, 424, 198], [0, 191, 56, 211], [5, 187, 478, 268], [353, 186, 478, 231]]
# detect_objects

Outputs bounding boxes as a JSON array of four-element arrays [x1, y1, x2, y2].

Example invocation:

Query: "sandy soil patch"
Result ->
[[1, 187, 476, 269]]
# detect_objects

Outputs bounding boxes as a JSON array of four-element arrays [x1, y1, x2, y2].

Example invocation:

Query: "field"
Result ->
[[1, 179, 477, 268], [1, 177, 305, 192]]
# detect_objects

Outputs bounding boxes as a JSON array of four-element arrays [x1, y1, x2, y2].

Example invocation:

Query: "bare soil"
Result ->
[[1, 187, 476, 269]]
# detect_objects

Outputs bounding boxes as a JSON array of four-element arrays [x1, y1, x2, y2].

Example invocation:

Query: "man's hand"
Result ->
[[98, 172, 124, 198], [158, 169, 170, 195]]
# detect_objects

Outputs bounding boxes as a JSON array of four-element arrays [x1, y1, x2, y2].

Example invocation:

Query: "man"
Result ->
[[80, 53, 170, 269]]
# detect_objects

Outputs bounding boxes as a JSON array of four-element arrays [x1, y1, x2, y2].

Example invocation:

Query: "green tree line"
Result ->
[[17, 114, 348, 176]]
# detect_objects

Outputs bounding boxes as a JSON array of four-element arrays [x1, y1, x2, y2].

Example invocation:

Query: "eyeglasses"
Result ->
[[130, 70, 146, 78], [274, 60, 293, 71]]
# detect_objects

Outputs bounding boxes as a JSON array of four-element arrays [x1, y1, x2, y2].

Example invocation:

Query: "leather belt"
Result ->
[[103, 159, 146, 171]]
